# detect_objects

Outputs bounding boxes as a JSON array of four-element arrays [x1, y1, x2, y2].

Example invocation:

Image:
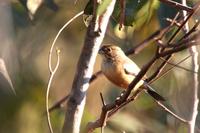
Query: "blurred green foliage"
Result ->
[[0, 0, 199, 133]]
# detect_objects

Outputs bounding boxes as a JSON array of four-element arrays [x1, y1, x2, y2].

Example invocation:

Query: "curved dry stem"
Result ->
[[46, 11, 84, 133], [48, 11, 84, 72], [46, 49, 60, 133]]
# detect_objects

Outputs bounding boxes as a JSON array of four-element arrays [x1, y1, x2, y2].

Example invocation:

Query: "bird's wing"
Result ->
[[123, 60, 165, 101], [123, 62, 141, 76], [124, 63, 165, 101]]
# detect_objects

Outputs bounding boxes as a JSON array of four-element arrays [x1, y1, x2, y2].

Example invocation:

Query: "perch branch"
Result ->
[[86, 3, 200, 130]]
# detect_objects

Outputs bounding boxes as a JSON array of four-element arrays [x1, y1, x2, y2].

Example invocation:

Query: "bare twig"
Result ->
[[100, 93, 107, 133], [150, 55, 192, 84], [167, 10, 194, 44], [155, 101, 188, 123], [125, 26, 172, 55], [119, 0, 125, 30], [147, 13, 181, 82], [159, 57, 197, 73], [165, 18, 182, 27], [89, 71, 103, 83], [167, 20, 200, 48], [159, 0, 193, 12], [147, 55, 172, 82], [49, 70, 103, 113], [100, 93, 106, 106], [127, 12, 180, 55], [48, 95, 69, 112]]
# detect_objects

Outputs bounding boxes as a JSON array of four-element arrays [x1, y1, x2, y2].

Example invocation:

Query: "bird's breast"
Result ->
[[101, 61, 137, 89]]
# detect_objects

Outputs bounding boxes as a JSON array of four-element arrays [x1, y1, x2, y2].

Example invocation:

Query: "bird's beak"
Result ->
[[98, 48, 104, 55]]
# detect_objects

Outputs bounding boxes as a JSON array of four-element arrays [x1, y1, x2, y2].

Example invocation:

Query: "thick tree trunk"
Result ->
[[62, 1, 116, 133]]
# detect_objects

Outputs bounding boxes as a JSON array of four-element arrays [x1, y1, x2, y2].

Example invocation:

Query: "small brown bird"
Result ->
[[98, 44, 164, 101]]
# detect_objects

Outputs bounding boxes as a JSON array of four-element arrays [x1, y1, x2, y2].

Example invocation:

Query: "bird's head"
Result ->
[[98, 45, 125, 60]]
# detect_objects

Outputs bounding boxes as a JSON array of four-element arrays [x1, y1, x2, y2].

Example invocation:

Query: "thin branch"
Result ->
[[167, 10, 194, 44], [159, 0, 193, 12], [49, 70, 102, 113], [167, 20, 200, 48], [48, 95, 69, 112], [180, 20, 200, 41], [155, 101, 188, 123], [159, 32, 200, 57], [127, 12, 180, 55], [165, 18, 182, 27], [149, 55, 192, 86], [167, 2, 200, 45], [100, 93, 107, 133], [100, 93, 106, 106], [147, 55, 172, 82], [89, 71, 103, 83], [125, 26, 172, 55], [159, 57, 197, 73], [107, 89, 143, 118], [148, 10, 180, 82], [119, 0, 125, 30]]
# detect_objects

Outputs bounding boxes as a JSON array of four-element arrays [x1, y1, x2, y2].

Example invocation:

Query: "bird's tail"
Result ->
[[143, 82, 165, 101]]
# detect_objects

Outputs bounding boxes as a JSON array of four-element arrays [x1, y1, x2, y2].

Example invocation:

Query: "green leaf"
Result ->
[[111, 0, 159, 28], [84, 0, 159, 28]]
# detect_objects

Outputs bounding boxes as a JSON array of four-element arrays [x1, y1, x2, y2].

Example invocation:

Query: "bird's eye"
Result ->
[[106, 48, 112, 53]]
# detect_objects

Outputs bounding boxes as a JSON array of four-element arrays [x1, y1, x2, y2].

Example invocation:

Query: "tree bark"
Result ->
[[182, 0, 199, 132], [62, 0, 116, 133]]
